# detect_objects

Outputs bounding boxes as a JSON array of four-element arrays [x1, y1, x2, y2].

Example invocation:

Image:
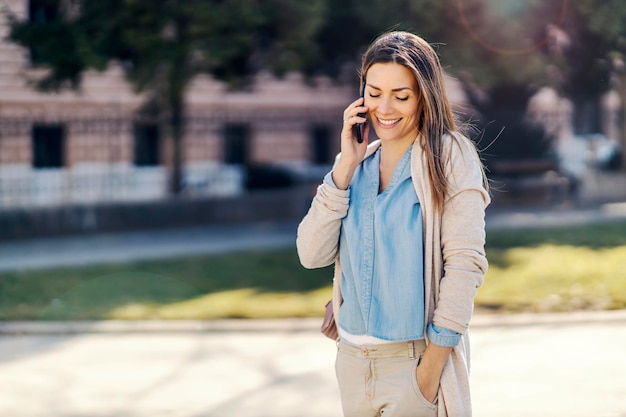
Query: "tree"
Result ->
[[6, 0, 326, 194], [457, 0, 626, 131], [312, 0, 495, 83]]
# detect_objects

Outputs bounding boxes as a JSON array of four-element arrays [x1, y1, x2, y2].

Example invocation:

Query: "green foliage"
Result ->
[[9, 1, 617, 95], [311, 0, 493, 81], [8, 0, 626, 97], [577, 0, 626, 45], [8, 0, 330, 90], [256, 0, 327, 75], [7, 10, 91, 89], [8, 0, 280, 91]]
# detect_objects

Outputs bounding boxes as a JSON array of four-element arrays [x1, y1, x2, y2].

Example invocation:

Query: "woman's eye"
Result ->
[[397, 96, 409, 101], [368, 93, 380, 98]]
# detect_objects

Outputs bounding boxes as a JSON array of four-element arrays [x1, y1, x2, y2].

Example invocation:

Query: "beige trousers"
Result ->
[[335, 338, 438, 417]]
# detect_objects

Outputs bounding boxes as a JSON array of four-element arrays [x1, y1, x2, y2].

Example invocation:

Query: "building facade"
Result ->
[[0, 0, 468, 209]]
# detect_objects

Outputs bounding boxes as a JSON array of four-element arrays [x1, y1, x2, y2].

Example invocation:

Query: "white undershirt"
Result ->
[[338, 327, 396, 345]]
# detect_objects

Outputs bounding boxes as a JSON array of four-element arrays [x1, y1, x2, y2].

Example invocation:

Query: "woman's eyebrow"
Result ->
[[367, 84, 413, 92]]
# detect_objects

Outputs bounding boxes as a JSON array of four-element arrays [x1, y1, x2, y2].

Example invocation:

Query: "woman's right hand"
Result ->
[[332, 97, 369, 189]]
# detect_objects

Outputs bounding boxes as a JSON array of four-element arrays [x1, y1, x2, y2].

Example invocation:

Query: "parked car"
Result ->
[[583, 133, 622, 171]]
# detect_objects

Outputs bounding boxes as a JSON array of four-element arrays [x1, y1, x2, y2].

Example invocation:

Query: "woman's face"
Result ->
[[364, 62, 420, 145]]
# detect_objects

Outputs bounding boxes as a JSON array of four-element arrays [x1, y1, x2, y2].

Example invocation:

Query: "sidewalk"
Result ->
[[0, 221, 298, 272], [486, 200, 626, 229], [1, 200, 626, 272], [0, 310, 625, 417], [1, 309, 626, 335]]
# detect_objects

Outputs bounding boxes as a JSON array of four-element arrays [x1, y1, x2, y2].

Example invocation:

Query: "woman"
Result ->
[[296, 31, 489, 417]]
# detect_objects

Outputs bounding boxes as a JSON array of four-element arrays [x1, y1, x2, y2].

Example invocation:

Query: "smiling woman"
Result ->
[[297, 31, 490, 417]]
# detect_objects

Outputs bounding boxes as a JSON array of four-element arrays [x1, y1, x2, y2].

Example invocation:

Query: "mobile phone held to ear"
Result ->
[[354, 83, 367, 143]]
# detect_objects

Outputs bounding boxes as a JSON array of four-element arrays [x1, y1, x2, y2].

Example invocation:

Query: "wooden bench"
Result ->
[[489, 159, 571, 204]]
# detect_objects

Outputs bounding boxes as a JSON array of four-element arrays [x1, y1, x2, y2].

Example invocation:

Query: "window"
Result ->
[[133, 123, 160, 166], [32, 124, 64, 168], [28, 0, 60, 64], [29, 0, 58, 23], [223, 124, 249, 165], [310, 125, 332, 165]]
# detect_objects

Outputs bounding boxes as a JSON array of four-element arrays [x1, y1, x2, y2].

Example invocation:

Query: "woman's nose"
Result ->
[[377, 97, 393, 114]]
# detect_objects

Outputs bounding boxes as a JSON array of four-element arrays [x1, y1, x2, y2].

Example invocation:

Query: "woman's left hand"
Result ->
[[416, 361, 441, 403], [416, 344, 452, 403]]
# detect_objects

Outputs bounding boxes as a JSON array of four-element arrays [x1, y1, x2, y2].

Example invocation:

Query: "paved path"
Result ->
[[1, 311, 625, 417], [0, 222, 298, 272]]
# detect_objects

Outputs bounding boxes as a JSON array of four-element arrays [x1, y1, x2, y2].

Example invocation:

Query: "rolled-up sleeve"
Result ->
[[427, 323, 461, 347]]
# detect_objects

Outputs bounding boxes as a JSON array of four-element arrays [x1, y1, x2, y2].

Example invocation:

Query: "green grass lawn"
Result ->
[[478, 220, 626, 313], [0, 249, 334, 320], [1, 220, 626, 320]]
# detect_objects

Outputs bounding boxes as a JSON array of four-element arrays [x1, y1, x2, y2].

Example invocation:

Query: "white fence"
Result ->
[[0, 163, 244, 209]]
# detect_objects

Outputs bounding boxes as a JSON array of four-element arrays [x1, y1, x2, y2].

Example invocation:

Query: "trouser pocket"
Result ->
[[410, 358, 438, 411]]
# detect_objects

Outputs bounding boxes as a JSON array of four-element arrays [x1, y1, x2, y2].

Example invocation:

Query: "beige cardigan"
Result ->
[[297, 133, 490, 417]]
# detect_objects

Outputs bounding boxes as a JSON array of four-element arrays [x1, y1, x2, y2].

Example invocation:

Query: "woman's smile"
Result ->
[[376, 117, 403, 128]]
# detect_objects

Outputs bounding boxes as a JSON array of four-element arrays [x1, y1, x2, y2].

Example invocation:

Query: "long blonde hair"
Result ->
[[360, 31, 461, 210]]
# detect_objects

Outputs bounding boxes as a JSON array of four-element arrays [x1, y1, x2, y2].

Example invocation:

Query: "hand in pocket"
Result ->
[[416, 361, 440, 404]]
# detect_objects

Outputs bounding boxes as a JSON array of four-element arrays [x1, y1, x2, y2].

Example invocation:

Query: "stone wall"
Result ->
[[0, 184, 315, 241]]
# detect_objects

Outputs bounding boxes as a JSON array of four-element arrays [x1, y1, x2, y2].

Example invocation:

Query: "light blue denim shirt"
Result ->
[[326, 146, 460, 347]]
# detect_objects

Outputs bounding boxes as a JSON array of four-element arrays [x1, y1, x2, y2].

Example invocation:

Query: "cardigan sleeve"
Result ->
[[296, 172, 350, 269], [432, 134, 490, 334], [297, 143, 381, 270]]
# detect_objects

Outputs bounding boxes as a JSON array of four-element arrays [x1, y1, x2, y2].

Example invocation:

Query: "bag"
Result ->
[[321, 299, 338, 340]]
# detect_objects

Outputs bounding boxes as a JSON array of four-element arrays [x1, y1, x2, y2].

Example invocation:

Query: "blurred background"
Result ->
[[0, 0, 625, 231], [0, 1, 626, 416]]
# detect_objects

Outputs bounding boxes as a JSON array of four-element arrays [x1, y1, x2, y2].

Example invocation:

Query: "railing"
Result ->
[[0, 116, 244, 209]]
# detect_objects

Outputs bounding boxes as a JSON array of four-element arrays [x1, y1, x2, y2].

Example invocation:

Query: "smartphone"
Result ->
[[353, 83, 367, 143]]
